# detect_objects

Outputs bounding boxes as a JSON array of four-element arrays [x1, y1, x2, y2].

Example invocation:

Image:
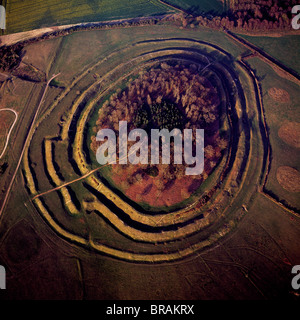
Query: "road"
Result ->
[[0, 108, 18, 159], [0, 73, 60, 218]]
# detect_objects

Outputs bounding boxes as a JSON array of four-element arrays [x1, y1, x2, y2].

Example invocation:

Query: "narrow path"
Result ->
[[32, 164, 104, 200], [0, 108, 18, 159]]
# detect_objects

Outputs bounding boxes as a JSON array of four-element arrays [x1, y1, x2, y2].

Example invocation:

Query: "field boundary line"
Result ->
[[225, 30, 300, 85], [157, 0, 186, 14]]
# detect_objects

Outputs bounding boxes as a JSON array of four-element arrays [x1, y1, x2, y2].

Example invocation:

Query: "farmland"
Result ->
[[162, 0, 224, 15], [0, 7, 299, 301], [2, 0, 174, 35], [245, 56, 300, 210], [237, 34, 300, 74]]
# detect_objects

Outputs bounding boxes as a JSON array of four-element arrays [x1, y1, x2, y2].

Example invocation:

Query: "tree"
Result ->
[[147, 94, 152, 106], [205, 145, 215, 159], [181, 15, 188, 28]]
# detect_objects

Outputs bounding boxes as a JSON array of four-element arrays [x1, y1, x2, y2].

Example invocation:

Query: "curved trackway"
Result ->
[[0, 73, 60, 218], [0, 108, 18, 159]]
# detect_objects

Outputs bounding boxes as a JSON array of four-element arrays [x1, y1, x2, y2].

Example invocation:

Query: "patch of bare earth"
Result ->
[[22, 39, 61, 75], [276, 166, 300, 193], [278, 122, 300, 148], [268, 87, 290, 103]]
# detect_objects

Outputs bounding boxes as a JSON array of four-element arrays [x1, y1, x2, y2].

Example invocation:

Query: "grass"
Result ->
[[71, 30, 237, 213], [49, 25, 247, 86], [164, 0, 224, 15], [245, 57, 300, 209], [1, 21, 299, 299], [21, 24, 263, 223], [3, 0, 174, 35], [237, 34, 300, 75]]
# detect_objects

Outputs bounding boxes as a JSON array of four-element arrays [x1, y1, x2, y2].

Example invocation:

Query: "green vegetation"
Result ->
[[4, 0, 174, 35], [237, 34, 300, 74], [164, 0, 224, 15], [49, 78, 65, 88], [134, 101, 184, 131], [0, 15, 299, 300], [245, 56, 300, 210]]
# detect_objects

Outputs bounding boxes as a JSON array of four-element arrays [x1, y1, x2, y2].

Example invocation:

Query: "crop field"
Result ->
[[2, 0, 174, 35], [162, 0, 224, 15], [0, 13, 299, 301]]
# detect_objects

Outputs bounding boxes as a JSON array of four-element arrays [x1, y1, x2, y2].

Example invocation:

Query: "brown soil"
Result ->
[[22, 39, 61, 75], [12, 62, 46, 82], [268, 87, 290, 103], [276, 166, 300, 193], [0, 110, 14, 134], [0, 110, 15, 145], [0, 77, 35, 113], [278, 122, 300, 149]]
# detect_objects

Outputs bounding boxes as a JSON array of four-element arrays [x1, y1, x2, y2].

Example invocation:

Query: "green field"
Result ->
[[0, 17, 299, 300], [245, 56, 300, 210], [238, 34, 300, 75], [3, 0, 175, 34], [2, 0, 228, 35], [165, 0, 224, 15]]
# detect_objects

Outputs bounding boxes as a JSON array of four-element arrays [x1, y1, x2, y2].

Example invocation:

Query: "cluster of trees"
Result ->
[[0, 162, 8, 175], [0, 16, 164, 73], [134, 100, 184, 132], [230, 0, 296, 31], [178, 0, 297, 32], [0, 45, 45, 82], [0, 44, 23, 71], [92, 62, 220, 144], [1, 0, 296, 75], [38, 17, 160, 39], [91, 62, 228, 191]]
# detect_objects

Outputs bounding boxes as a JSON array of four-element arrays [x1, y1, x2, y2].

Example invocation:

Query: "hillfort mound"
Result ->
[[90, 62, 227, 206]]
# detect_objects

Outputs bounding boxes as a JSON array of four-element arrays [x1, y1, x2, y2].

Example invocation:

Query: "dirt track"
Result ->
[[0, 108, 18, 159]]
